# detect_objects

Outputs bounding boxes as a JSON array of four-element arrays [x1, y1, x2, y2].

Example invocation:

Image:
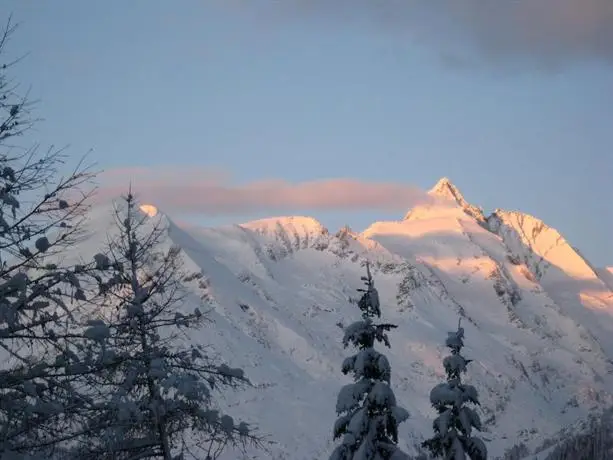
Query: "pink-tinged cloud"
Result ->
[[96, 166, 436, 215]]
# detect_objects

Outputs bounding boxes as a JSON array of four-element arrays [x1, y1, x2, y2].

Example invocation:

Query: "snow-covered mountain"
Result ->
[[75, 178, 613, 459], [596, 267, 613, 291]]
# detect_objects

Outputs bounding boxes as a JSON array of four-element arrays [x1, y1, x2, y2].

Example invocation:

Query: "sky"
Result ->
[[2, 1, 612, 265]]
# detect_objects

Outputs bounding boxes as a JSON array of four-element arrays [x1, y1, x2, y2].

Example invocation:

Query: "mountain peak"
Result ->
[[431, 176, 453, 189], [139, 204, 159, 217], [428, 177, 467, 205], [402, 177, 485, 222], [240, 215, 329, 239]]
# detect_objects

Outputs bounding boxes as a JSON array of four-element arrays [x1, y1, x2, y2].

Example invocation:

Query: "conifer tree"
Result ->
[[329, 263, 409, 460], [543, 407, 613, 460], [422, 319, 487, 460], [72, 192, 261, 459]]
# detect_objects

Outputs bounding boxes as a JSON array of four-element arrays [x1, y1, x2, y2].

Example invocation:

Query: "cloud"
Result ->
[[97, 166, 436, 215], [228, 0, 613, 68]]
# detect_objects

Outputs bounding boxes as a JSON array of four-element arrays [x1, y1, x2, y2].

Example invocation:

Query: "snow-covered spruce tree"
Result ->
[[72, 192, 261, 460], [329, 263, 410, 460], [0, 17, 97, 458], [421, 319, 487, 460]]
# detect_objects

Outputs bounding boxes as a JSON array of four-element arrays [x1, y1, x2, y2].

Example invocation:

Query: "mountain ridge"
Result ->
[[82, 177, 613, 459]]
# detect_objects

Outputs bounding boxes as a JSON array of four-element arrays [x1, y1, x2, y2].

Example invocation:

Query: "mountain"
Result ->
[[71, 179, 613, 459], [487, 210, 613, 357], [403, 177, 486, 223], [596, 267, 613, 291]]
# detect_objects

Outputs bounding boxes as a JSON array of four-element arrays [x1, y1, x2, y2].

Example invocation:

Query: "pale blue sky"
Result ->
[[3, 1, 612, 265]]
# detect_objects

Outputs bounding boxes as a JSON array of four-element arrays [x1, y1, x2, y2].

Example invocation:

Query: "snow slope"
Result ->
[[487, 210, 613, 358], [54, 181, 613, 459]]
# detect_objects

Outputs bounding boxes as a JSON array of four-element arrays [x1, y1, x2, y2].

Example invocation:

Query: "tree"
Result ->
[[0, 16, 96, 458], [421, 319, 487, 460], [71, 191, 261, 459], [329, 262, 410, 460], [541, 406, 613, 460]]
